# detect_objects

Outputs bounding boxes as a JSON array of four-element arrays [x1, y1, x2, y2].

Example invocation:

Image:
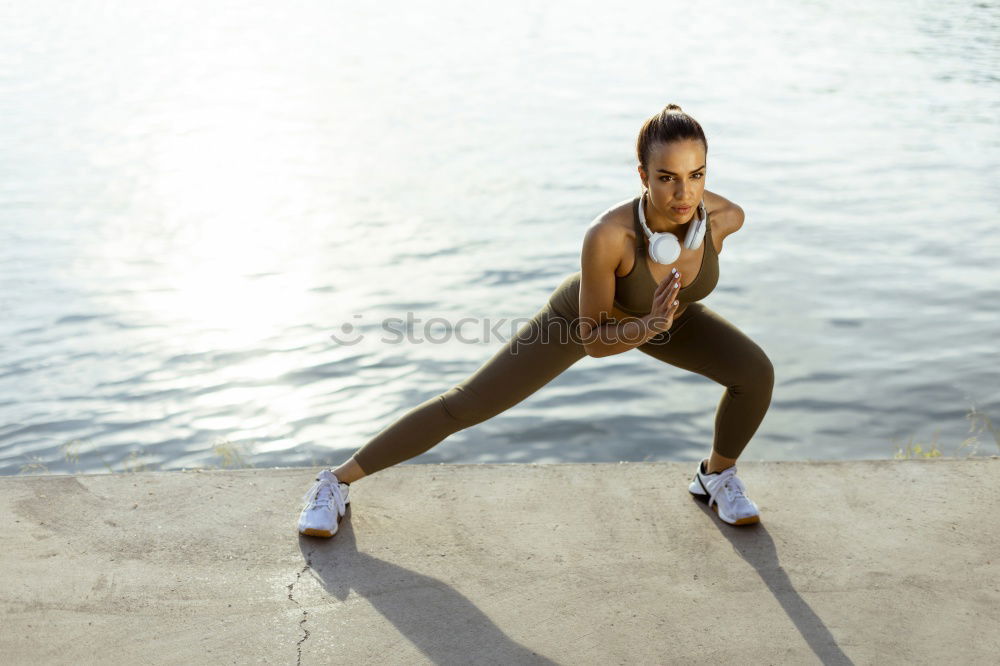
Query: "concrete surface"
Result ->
[[1, 458, 998, 665]]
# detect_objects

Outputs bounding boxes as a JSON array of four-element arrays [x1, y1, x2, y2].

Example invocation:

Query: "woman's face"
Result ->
[[638, 138, 707, 223]]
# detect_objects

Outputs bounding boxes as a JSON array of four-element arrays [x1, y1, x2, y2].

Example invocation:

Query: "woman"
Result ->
[[298, 103, 774, 536]]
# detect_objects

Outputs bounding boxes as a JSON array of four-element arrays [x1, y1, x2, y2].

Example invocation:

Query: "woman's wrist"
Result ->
[[640, 314, 672, 342]]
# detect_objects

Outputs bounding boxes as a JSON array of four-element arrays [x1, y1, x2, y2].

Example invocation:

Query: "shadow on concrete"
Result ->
[[298, 506, 557, 664], [690, 500, 854, 666]]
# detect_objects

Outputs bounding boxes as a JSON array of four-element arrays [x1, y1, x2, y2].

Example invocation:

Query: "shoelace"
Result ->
[[707, 466, 749, 510], [302, 476, 345, 515]]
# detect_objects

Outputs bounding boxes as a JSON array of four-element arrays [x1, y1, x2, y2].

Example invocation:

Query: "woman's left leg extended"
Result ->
[[637, 303, 774, 460]]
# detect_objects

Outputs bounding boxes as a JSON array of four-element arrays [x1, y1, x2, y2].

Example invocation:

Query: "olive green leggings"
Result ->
[[351, 272, 774, 475]]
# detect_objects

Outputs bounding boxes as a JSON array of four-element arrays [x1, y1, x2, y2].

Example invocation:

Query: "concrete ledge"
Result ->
[[2, 458, 999, 664]]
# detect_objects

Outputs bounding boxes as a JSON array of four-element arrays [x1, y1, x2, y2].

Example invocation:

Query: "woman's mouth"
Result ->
[[673, 205, 692, 214]]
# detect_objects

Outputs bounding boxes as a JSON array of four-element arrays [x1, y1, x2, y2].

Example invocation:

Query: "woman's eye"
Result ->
[[659, 173, 704, 182]]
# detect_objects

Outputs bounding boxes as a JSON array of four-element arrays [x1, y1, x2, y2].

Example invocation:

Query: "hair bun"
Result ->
[[636, 104, 707, 169]]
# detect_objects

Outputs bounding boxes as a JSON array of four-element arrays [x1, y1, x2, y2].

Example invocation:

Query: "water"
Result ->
[[2, 0, 998, 476]]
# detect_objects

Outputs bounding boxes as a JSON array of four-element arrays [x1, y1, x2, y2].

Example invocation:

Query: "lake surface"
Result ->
[[2, 0, 998, 476]]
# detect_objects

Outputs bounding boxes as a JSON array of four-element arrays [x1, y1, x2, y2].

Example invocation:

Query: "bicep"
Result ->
[[578, 225, 621, 339]]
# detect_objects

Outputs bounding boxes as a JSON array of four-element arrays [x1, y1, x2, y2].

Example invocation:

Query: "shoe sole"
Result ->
[[689, 485, 760, 526]]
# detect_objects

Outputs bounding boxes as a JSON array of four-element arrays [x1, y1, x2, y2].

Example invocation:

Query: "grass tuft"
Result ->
[[892, 402, 999, 459]]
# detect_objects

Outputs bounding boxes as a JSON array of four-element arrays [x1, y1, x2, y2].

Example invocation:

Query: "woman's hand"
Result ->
[[643, 269, 682, 334]]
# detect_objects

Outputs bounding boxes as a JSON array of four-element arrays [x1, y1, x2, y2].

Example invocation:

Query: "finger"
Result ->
[[655, 290, 673, 312], [655, 301, 677, 318], [661, 280, 680, 301], [657, 274, 682, 299]]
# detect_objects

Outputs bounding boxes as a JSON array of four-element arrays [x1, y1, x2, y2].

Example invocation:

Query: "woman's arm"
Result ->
[[577, 222, 664, 358], [704, 190, 745, 254]]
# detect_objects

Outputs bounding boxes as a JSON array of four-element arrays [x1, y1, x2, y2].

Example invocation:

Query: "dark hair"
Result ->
[[635, 103, 708, 169]]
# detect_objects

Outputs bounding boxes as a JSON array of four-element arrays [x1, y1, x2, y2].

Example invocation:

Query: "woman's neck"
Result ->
[[643, 193, 688, 235]]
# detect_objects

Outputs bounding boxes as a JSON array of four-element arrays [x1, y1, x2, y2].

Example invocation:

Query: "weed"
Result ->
[[211, 438, 256, 469], [892, 435, 943, 459], [61, 440, 82, 464], [121, 449, 148, 473], [892, 403, 999, 459], [18, 455, 49, 475]]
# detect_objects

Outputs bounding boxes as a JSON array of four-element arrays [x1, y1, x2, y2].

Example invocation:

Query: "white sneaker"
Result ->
[[298, 469, 350, 537], [688, 458, 760, 526]]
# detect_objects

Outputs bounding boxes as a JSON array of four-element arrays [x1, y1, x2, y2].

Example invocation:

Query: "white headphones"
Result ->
[[637, 191, 707, 264]]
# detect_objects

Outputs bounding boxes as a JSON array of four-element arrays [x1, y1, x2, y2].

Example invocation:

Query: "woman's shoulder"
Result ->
[[587, 197, 636, 235], [580, 198, 636, 273], [703, 190, 745, 236]]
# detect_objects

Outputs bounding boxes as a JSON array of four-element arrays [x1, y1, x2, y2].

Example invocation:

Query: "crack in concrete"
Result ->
[[287, 548, 315, 666]]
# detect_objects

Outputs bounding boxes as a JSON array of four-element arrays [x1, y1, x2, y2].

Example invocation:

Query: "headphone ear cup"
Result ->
[[649, 232, 681, 264], [683, 202, 708, 250], [638, 193, 682, 264], [683, 219, 703, 250]]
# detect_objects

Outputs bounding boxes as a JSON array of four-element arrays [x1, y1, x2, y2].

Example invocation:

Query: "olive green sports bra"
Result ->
[[613, 196, 719, 316]]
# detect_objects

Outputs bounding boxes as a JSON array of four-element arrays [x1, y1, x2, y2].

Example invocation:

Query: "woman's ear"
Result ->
[[637, 164, 648, 190]]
